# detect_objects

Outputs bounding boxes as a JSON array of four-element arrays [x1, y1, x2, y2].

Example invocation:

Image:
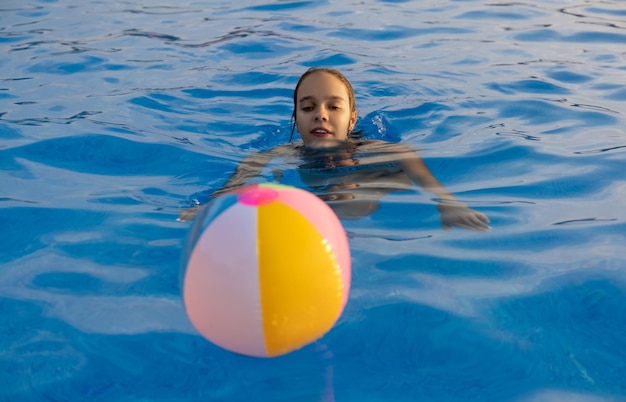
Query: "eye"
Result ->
[[300, 104, 314, 112]]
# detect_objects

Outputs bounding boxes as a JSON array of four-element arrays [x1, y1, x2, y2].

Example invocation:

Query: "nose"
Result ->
[[314, 106, 328, 121]]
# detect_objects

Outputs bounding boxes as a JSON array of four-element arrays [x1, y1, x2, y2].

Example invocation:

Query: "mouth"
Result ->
[[311, 128, 332, 137]]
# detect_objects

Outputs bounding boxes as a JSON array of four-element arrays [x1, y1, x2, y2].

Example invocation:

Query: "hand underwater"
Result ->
[[176, 205, 201, 222], [437, 203, 491, 232]]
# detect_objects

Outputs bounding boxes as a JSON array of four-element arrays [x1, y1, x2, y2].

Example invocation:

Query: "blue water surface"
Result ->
[[2, 1, 626, 401]]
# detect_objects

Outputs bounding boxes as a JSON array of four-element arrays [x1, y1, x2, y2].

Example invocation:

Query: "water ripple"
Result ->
[[2, 0, 626, 400]]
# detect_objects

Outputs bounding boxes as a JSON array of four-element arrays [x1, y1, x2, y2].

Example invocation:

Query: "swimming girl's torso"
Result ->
[[293, 139, 414, 190]]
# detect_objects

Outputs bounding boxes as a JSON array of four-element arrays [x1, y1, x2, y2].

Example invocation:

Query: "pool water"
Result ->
[[2, 0, 626, 400]]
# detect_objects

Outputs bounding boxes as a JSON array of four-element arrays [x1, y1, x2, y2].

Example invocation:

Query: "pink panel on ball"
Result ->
[[237, 185, 279, 206], [183, 203, 267, 357]]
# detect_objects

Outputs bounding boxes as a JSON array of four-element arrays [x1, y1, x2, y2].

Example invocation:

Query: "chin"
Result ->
[[306, 137, 345, 149]]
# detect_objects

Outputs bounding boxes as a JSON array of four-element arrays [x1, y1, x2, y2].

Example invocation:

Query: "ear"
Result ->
[[349, 111, 357, 130]]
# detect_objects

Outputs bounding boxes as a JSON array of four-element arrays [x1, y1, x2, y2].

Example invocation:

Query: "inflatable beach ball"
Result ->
[[181, 183, 351, 358]]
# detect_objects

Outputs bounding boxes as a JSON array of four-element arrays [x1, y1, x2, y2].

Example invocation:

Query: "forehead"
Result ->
[[297, 72, 350, 100]]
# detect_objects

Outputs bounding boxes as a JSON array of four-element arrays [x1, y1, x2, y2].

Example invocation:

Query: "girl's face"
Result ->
[[295, 71, 357, 145]]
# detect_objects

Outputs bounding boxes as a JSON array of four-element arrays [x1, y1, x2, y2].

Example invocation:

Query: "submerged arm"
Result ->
[[392, 144, 490, 232], [215, 151, 276, 195], [177, 144, 291, 222]]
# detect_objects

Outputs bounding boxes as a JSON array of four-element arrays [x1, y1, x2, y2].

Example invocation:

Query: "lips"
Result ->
[[311, 127, 332, 137]]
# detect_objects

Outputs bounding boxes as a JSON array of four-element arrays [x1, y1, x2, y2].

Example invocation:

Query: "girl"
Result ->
[[179, 67, 490, 231]]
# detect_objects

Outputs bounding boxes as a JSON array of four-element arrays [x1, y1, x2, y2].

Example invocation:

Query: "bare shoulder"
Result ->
[[355, 139, 414, 153], [240, 143, 296, 164], [356, 139, 386, 146], [267, 143, 299, 156]]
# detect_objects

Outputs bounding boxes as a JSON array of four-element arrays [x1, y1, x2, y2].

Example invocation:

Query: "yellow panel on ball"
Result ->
[[258, 200, 344, 357]]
